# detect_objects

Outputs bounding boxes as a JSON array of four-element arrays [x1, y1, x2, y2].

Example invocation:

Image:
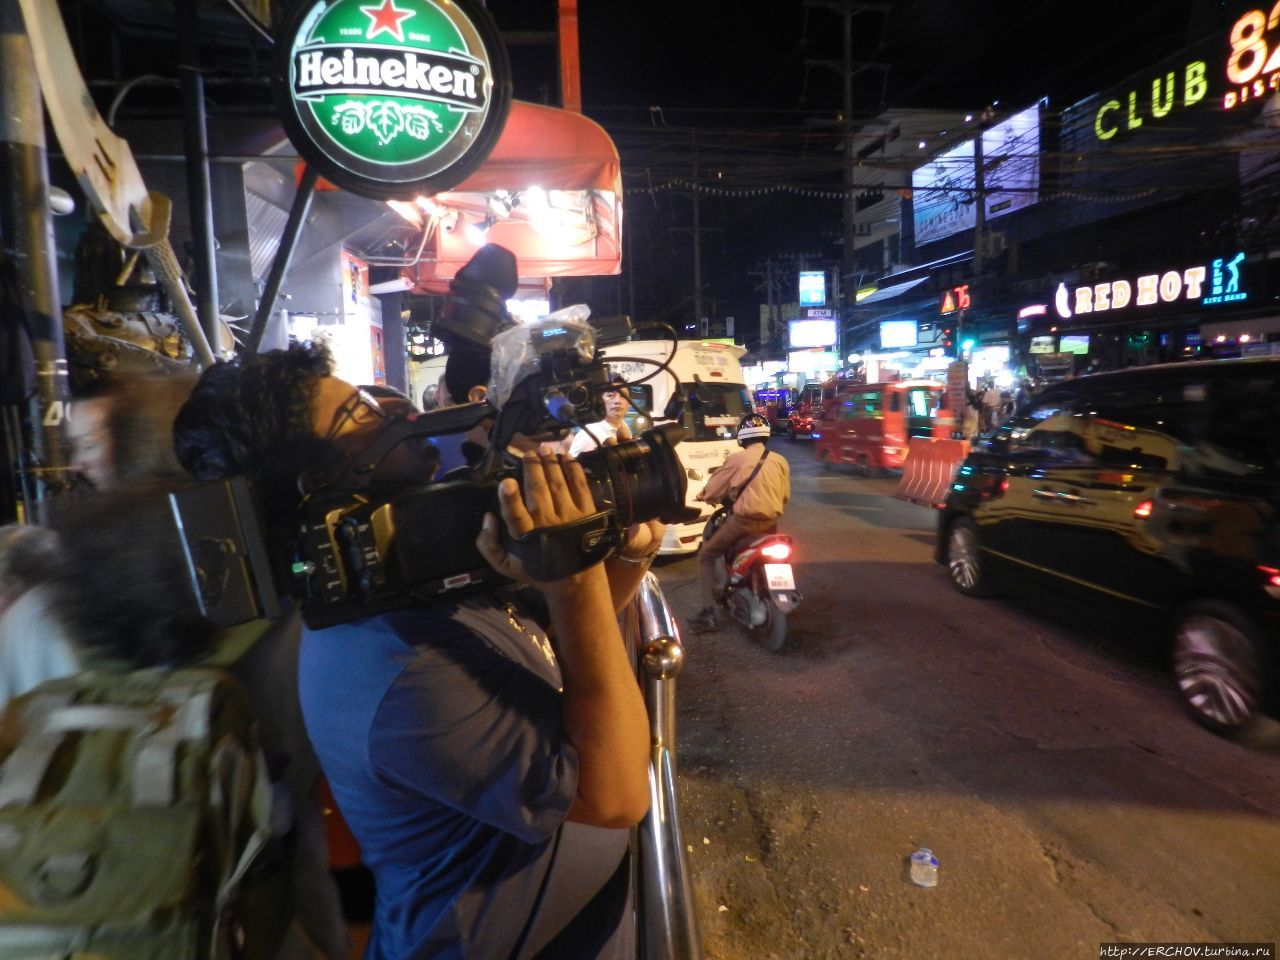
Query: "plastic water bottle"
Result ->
[[909, 847, 939, 887]]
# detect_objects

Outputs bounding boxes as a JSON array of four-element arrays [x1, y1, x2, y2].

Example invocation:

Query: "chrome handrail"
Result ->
[[626, 571, 703, 960]]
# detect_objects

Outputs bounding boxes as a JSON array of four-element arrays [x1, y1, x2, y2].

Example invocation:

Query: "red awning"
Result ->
[[386, 100, 622, 288]]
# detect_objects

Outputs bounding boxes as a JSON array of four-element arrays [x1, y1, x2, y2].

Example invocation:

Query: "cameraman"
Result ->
[[173, 343, 651, 959]]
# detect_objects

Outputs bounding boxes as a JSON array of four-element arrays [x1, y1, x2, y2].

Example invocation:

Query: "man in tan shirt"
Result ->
[[690, 413, 791, 631]]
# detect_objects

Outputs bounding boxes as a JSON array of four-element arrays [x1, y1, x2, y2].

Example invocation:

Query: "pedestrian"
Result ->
[[568, 388, 628, 457], [172, 341, 654, 959]]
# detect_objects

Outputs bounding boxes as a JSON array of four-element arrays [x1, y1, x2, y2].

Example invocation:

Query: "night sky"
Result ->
[[482, 0, 1227, 336]]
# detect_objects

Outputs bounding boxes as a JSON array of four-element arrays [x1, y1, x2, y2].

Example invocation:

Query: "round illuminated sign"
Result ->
[[274, 0, 511, 200]]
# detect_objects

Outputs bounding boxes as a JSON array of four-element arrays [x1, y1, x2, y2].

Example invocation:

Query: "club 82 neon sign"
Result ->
[[1224, 3, 1280, 108]]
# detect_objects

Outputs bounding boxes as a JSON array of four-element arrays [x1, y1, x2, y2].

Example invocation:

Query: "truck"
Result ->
[[600, 339, 752, 554]]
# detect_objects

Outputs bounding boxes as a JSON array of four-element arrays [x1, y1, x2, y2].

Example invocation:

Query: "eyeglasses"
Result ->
[[324, 388, 390, 440]]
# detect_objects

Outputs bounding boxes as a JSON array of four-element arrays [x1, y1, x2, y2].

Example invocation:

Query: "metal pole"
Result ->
[[0, 0, 72, 509], [691, 131, 702, 337], [626, 572, 703, 960], [245, 165, 318, 355], [176, 1, 221, 354], [841, 8, 855, 292]]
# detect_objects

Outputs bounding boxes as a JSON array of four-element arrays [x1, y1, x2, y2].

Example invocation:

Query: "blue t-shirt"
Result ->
[[297, 598, 582, 959]]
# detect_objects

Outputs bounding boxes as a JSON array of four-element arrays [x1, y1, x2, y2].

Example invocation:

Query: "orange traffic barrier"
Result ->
[[894, 437, 970, 509]]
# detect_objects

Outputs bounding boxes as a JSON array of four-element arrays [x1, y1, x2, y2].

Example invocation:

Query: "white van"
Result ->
[[600, 339, 752, 554]]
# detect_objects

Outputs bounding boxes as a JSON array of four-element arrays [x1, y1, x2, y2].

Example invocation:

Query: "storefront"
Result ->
[[1018, 247, 1278, 375]]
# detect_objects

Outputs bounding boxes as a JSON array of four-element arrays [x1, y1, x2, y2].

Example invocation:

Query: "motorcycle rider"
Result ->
[[689, 413, 791, 632]]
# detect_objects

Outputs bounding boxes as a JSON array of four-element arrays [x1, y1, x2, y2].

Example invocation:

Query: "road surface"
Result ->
[[654, 440, 1280, 960]]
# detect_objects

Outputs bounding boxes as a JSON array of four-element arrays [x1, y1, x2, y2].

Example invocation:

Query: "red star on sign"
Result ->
[[361, 0, 414, 41]]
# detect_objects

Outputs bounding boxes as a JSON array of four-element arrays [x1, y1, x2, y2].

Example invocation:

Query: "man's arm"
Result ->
[[698, 455, 739, 503], [477, 455, 650, 828]]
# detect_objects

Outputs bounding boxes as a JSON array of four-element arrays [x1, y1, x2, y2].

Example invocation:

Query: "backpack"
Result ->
[[0, 668, 278, 960]]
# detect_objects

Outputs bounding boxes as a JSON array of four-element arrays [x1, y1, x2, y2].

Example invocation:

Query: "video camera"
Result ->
[[173, 244, 696, 630]]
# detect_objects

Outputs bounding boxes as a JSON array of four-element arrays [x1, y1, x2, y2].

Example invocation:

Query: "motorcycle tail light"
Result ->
[[761, 542, 792, 561], [1260, 565, 1280, 588], [1134, 499, 1154, 520]]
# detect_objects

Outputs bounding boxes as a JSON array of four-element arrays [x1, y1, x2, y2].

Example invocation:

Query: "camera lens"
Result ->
[[577, 423, 690, 527]]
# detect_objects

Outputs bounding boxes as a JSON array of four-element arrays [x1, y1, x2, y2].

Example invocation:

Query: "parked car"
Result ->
[[936, 357, 1280, 735]]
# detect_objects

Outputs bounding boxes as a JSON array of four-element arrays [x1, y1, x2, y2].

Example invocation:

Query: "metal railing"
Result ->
[[624, 571, 703, 960]]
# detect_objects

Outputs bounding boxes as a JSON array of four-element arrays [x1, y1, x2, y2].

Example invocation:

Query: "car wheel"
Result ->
[[819, 450, 832, 472], [945, 517, 993, 597], [1172, 601, 1263, 734]]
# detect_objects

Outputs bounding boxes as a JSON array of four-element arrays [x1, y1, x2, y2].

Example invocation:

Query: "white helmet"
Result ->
[[736, 413, 771, 445]]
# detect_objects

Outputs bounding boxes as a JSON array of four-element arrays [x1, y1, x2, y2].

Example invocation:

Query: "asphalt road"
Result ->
[[653, 440, 1280, 960]]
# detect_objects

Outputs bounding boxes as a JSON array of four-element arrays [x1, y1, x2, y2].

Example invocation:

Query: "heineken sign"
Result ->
[[275, 0, 511, 199]]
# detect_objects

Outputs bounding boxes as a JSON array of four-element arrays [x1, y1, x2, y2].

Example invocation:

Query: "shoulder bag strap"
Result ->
[[728, 448, 769, 510]]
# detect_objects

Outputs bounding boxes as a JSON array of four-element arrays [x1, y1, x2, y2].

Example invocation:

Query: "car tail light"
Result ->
[[1134, 499, 1154, 519], [761, 542, 792, 561], [1260, 565, 1280, 588]]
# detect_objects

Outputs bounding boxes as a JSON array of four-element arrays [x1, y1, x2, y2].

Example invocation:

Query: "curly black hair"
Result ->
[[174, 342, 340, 521]]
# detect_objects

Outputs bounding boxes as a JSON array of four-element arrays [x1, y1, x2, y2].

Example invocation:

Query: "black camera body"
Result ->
[[291, 418, 688, 628]]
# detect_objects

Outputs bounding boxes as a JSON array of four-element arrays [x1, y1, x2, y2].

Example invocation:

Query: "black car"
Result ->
[[937, 357, 1280, 734]]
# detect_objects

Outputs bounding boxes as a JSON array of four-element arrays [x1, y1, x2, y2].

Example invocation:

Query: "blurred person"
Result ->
[[173, 342, 653, 959], [46, 480, 352, 960], [56, 365, 352, 960], [0, 524, 79, 711], [690, 413, 790, 632], [567, 389, 627, 458], [67, 372, 197, 491]]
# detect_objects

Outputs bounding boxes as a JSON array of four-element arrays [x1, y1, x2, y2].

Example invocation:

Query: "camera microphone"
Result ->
[[437, 243, 518, 348]]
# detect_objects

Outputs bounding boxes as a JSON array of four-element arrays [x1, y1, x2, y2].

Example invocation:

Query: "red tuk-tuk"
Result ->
[[813, 379, 948, 471], [784, 382, 823, 439], [752, 387, 794, 434]]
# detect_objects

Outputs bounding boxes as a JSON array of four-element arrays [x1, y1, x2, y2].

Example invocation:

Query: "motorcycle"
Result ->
[[705, 507, 803, 651]]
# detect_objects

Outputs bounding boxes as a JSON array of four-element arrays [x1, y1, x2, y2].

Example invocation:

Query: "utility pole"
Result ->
[[692, 130, 703, 335], [804, 1, 889, 362], [965, 106, 996, 354]]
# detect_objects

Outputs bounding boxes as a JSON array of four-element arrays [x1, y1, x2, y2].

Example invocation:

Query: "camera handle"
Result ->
[[506, 509, 623, 581]]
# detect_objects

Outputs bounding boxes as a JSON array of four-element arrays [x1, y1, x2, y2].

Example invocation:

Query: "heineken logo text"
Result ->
[[294, 44, 484, 110]]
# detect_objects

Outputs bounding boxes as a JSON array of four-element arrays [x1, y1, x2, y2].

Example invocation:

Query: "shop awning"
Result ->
[[856, 276, 929, 305], [385, 100, 622, 289]]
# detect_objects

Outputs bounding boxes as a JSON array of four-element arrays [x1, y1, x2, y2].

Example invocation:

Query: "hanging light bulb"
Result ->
[[465, 214, 495, 246]]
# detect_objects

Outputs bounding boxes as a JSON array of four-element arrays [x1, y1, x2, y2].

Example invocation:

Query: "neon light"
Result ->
[[1094, 62, 1207, 138], [1018, 304, 1047, 320]]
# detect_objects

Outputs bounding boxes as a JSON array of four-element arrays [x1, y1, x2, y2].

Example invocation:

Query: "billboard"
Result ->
[[911, 139, 975, 245], [798, 271, 826, 306], [982, 103, 1040, 221], [879, 320, 918, 349], [789, 318, 837, 348]]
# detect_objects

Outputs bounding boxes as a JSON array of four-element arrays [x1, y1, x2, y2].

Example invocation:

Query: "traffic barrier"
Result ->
[[894, 437, 970, 509]]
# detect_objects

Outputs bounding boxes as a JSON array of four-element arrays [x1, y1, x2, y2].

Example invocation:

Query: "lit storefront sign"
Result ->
[[1094, 62, 1208, 140], [1204, 252, 1248, 304], [275, 0, 511, 199], [1223, 7, 1280, 109], [1052, 253, 1247, 319], [940, 284, 970, 315], [798, 271, 826, 306]]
